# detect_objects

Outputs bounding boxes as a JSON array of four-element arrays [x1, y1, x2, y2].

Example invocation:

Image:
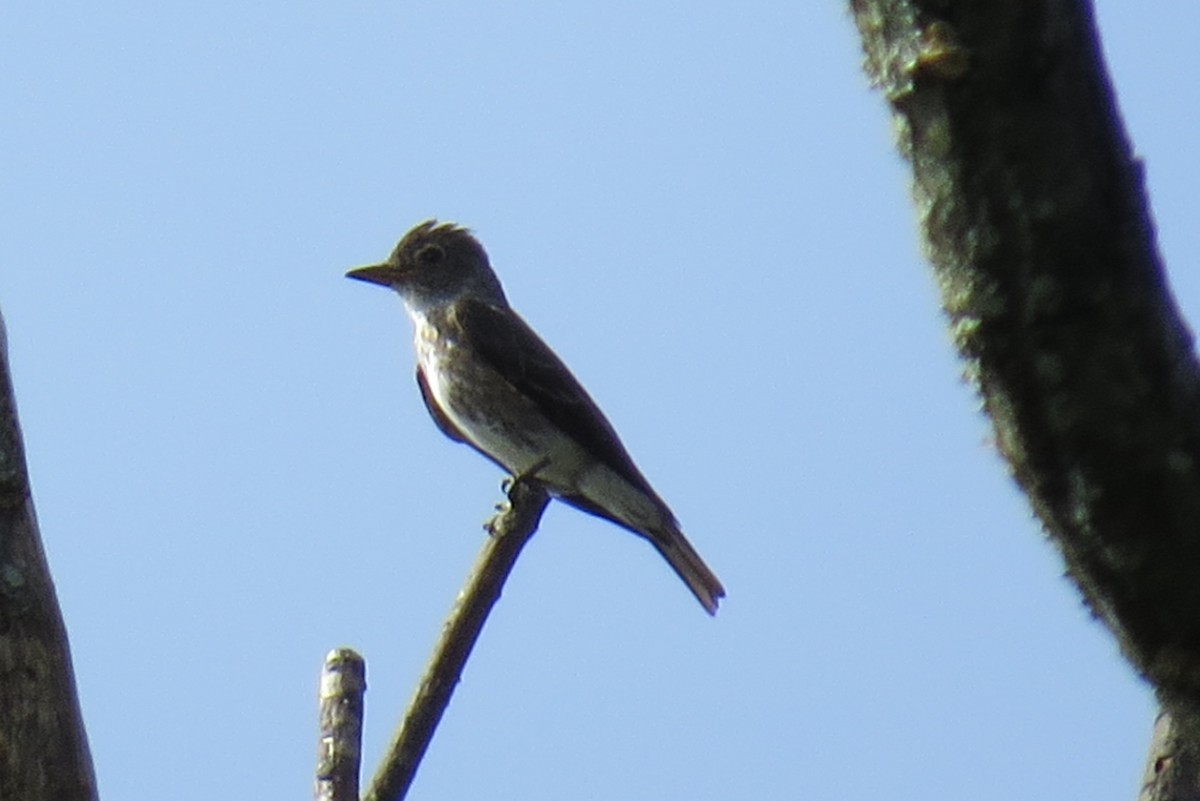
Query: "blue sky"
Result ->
[[2, 3, 1189, 799]]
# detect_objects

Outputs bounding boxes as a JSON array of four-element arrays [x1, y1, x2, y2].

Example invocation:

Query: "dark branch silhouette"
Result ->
[[0, 313, 97, 801], [851, 1, 1200, 797]]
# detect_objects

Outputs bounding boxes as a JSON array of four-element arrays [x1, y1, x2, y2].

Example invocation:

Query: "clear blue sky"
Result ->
[[2, 3, 1187, 799]]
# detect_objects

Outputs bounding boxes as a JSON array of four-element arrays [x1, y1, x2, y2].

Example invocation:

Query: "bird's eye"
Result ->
[[417, 245, 445, 265]]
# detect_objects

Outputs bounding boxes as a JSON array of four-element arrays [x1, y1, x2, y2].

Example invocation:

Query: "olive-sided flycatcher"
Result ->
[[347, 220, 725, 614]]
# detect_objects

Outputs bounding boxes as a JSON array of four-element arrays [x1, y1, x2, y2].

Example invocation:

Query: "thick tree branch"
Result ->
[[0, 313, 97, 801], [364, 478, 550, 801], [851, 0, 1200, 788]]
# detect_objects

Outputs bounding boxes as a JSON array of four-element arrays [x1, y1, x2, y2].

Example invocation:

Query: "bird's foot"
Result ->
[[485, 506, 507, 536], [500, 457, 549, 495], [486, 459, 550, 536], [505, 458, 550, 496]]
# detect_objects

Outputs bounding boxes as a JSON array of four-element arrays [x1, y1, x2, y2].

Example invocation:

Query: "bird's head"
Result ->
[[346, 220, 507, 310]]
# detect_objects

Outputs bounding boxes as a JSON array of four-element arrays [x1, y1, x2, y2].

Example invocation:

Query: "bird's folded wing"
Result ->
[[453, 299, 658, 499]]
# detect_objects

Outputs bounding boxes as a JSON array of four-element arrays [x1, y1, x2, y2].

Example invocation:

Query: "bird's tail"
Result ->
[[652, 527, 725, 615]]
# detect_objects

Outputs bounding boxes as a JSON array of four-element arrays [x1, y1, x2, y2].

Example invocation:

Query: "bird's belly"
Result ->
[[419, 346, 585, 481]]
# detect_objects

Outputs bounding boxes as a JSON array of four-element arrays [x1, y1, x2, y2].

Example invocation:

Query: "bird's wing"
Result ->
[[454, 299, 658, 499]]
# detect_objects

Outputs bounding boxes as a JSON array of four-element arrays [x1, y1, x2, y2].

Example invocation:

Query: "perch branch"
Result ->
[[364, 477, 550, 801]]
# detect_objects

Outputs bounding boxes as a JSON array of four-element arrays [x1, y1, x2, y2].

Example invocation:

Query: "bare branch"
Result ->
[[315, 648, 367, 801], [364, 478, 550, 801]]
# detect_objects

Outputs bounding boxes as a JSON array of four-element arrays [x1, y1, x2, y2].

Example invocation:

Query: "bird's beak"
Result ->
[[345, 263, 401, 287]]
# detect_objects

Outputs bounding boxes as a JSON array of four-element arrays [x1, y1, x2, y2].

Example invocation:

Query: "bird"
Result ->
[[347, 220, 725, 614]]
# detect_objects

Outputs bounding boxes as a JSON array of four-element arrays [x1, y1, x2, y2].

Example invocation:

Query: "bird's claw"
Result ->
[[486, 459, 550, 536], [506, 458, 550, 497], [485, 498, 512, 536]]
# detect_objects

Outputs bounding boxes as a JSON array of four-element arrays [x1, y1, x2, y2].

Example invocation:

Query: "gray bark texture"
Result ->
[[315, 647, 366, 801], [850, 3, 1200, 798]]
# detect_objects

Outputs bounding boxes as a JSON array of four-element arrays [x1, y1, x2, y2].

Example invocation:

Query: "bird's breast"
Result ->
[[412, 318, 572, 476]]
